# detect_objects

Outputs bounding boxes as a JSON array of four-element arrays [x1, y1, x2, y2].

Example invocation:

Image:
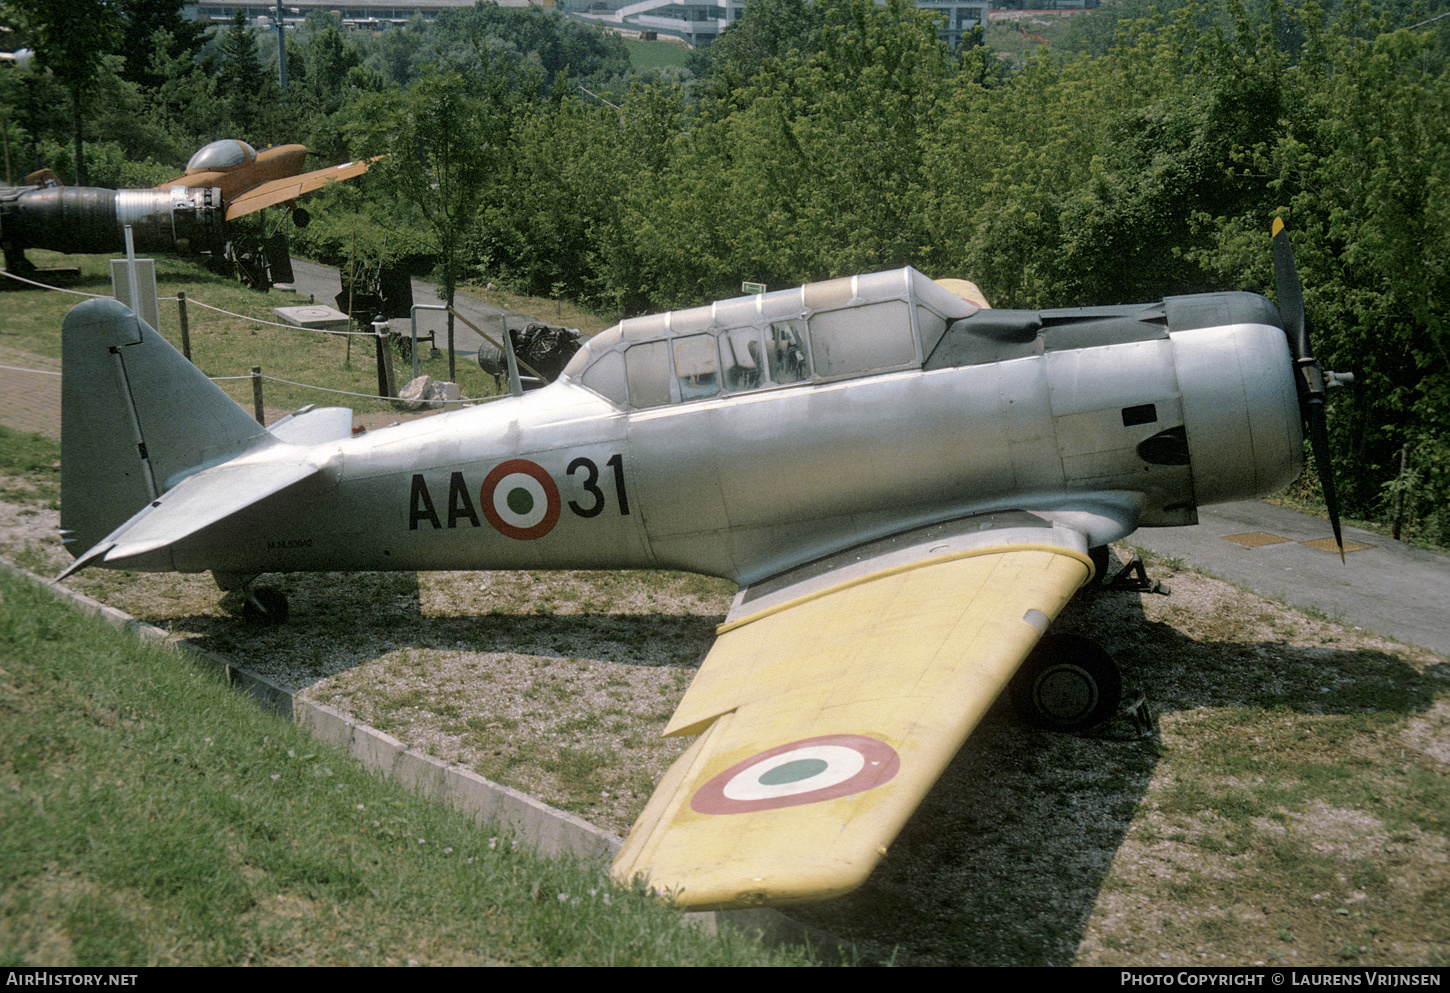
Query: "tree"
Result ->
[[346, 70, 508, 379], [1257, 10, 1450, 537], [217, 11, 269, 138], [116, 0, 205, 88], [692, 0, 826, 93], [3, 0, 121, 185]]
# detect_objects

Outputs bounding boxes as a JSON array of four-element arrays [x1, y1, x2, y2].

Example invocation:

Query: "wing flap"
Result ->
[[612, 542, 1092, 910]]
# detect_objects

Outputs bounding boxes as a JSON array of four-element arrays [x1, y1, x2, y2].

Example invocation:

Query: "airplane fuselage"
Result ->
[[137, 281, 1303, 590], [54, 253, 1332, 916], [167, 144, 309, 202]]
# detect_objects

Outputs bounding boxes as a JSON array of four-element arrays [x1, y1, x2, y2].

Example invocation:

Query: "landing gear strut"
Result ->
[[242, 586, 289, 627], [1089, 545, 1170, 595]]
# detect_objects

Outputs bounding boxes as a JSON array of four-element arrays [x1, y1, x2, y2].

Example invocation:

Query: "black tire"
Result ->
[[1010, 633, 1121, 732], [1089, 545, 1111, 585], [243, 587, 289, 627]]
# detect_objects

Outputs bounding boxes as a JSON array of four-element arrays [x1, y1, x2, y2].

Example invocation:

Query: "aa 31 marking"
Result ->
[[408, 455, 629, 539]]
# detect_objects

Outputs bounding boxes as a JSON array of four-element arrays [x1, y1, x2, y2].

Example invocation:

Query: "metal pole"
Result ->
[[122, 225, 140, 317], [251, 367, 265, 424], [275, 0, 288, 90], [177, 291, 192, 362], [410, 313, 420, 381], [447, 307, 545, 391]]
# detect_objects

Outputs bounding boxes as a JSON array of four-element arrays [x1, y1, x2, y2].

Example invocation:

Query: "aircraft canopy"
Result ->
[[187, 140, 256, 172], [564, 267, 981, 409]]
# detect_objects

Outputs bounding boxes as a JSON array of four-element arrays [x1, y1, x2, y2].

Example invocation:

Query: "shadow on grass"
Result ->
[[785, 581, 1445, 964], [119, 565, 1449, 966]]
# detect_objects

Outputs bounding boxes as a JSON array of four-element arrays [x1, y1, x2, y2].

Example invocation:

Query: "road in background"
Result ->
[[1128, 499, 1450, 657]]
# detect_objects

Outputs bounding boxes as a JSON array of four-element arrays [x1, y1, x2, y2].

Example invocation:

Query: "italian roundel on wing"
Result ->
[[481, 459, 561, 540], [690, 734, 901, 814]]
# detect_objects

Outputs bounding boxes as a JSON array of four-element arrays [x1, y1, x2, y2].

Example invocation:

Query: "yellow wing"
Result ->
[[611, 518, 1094, 910], [223, 157, 377, 221]]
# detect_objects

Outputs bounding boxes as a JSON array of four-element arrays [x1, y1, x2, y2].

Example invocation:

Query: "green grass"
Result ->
[[0, 569, 817, 966], [0, 251, 507, 418], [982, 11, 1086, 64], [0, 428, 60, 508]]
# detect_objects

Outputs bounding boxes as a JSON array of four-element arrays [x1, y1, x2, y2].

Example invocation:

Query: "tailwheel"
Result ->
[[1010, 633, 1122, 732], [242, 586, 289, 627]]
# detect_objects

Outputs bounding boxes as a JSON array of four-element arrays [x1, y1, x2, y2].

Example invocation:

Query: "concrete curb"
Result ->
[[296, 699, 623, 864], [3, 561, 833, 951]]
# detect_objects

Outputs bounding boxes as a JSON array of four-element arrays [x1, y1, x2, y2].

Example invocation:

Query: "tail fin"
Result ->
[[60, 298, 269, 558]]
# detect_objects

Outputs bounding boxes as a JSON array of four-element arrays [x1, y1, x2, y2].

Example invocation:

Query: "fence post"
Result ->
[[251, 366, 265, 424], [177, 291, 192, 362], [373, 317, 395, 399]]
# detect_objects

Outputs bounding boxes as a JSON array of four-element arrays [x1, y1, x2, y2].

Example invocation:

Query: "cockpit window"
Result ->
[[625, 340, 672, 409], [187, 139, 256, 172], [766, 320, 811, 383], [674, 334, 720, 401], [719, 328, 764, 393], [807, 301, 913, 379]]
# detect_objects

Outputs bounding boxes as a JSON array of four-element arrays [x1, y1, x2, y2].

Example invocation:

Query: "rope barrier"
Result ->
[[159, 295, 382, 335], [205, 371, 483, 404], [0, 364, 61, 377], [0, 269, 109, 296], [4, 266, 492, 405], [255, 373, 482, 404]]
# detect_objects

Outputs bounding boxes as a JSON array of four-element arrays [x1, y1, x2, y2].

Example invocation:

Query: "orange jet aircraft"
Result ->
[[0, 139, 376, 289], [157, 138, 376, 226]]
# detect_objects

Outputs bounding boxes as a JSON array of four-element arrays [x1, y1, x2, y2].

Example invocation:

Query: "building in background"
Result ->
[[187, 0, 997, 49]]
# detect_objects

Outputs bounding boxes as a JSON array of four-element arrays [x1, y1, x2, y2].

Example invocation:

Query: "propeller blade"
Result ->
[[1272, 218, 1345, 561], [1307, 400, 1346, 562], [1272, 217, 1308, 361]]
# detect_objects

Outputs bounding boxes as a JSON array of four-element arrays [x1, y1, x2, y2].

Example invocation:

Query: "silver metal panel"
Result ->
[[1172, 323, 1301, 505], [1045, 338, 1179, 417], [104, 457, 327, 562], [727, 511, 1084, 622], [269, 407, 354, 446]]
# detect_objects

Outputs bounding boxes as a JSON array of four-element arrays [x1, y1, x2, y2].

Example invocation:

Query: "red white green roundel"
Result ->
[[690, 734, 900, 815], [480, 459, 561, 540]]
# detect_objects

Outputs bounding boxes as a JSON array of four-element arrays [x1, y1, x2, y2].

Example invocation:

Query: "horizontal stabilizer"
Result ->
[[268, 406, 354, 446], [59, 456, 325, 579]]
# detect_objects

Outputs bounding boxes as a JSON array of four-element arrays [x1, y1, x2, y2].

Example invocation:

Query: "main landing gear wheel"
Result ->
[[1010, 633, 1122, 732], [242, 586, 289, 627]]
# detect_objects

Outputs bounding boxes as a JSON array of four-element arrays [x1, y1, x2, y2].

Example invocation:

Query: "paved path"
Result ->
[[1127, 500, 1450, 657]]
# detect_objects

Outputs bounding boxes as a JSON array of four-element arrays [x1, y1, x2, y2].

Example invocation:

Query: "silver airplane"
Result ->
[[56, 221, 1346, 910]]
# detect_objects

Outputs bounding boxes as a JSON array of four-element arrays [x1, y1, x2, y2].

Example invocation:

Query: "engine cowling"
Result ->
[[1167, 292, 1304, 507]]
